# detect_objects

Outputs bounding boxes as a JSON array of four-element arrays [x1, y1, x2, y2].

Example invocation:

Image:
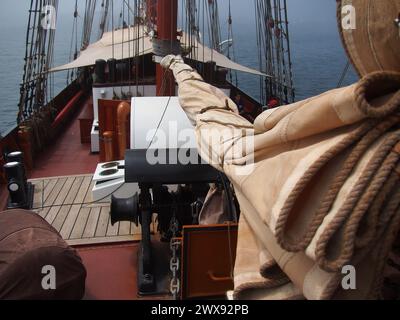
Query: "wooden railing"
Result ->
[[0, 80, 88, 185]]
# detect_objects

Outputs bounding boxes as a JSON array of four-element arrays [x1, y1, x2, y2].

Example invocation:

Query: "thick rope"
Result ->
[[274, 116, 399, 252], [274, 70, 400, 253], [355, 71, 400, 118], [355, 169, 400, 248], [316, 139, 400, 272]]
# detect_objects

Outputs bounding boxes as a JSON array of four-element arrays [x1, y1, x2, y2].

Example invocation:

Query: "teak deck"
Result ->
[[29, 174, 149, 246]]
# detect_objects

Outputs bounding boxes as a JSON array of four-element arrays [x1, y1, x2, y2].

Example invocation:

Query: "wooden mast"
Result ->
[[156, 0, 178, 96]]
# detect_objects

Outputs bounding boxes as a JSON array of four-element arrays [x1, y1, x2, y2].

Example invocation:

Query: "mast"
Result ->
[[155, 0, 178, 96]]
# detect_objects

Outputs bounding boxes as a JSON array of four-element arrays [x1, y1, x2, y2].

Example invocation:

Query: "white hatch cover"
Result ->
[[130, 96, 198, 150]]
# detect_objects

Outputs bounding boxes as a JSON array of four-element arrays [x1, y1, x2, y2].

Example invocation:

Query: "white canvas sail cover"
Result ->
[[50, 25, 268, 77]]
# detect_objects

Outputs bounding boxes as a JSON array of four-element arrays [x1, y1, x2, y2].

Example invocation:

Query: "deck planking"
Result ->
[[29, 174, 145, 246]]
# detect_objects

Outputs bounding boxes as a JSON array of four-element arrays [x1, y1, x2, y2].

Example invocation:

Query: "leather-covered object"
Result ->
[[0, 209, 86, 300], [337, 0, 400, 76]]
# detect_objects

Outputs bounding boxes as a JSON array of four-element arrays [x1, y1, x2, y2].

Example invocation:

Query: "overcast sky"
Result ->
[[0, 0, 338, 31], [0, 0, 352, 135]]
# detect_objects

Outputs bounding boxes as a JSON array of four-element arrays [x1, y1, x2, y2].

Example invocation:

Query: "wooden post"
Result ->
[[17, 126, 33, 170], [103, 131, 115, 162], [116, 102, 131, 160], [0, 151, 6, 184]]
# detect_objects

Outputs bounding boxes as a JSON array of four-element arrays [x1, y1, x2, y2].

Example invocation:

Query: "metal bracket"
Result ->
[[152, 38, 181, 57], [395, 15, 400, 36]]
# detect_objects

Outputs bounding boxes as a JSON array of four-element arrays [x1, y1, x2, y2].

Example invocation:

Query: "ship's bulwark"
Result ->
[[166, 56, 400, 299]]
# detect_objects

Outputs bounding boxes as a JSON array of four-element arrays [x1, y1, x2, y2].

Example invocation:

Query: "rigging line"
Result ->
[[216, 172, 236, 279], [47, 0, 58, 102], [142, 6, 145, 96], [135, 0, 139, 94], [185, 0, 189, 58], [205, 0, 211, 50], [147, 96, 172, 150], [36, 183, 126, 210], [202, 0, 205, 65], [112, 0, 115, 59], [255, 0, 264, 103], [82, 0, 88, 47], [35, 196, 198, 210], [227, 0, 237, 85], [67, 0, 79, 83], [26, 0, 41, 116], [34, 0, 47, 111], [283, 0, 294, 101], [19, 0, 34, 102], [337, 60, 351, 88], [277, 0, 287, 102], [122, 0, 135, 17], [51, 1, 57, 101], [273, 0, 282, 101], [128, 0, 131, 95], [39, 0, 51, 107], [19, 0, 34, 121], [89, 0, 98, 45], [118, 1, 123, 28], [146, 71, 173, 150], [122, 0, 125, 87], [87, 0, 95, 46], [171, 0, 174, 54], [74, 0, 79, 80]]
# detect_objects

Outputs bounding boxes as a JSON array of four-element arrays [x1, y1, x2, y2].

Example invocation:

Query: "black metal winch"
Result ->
[[110, 148, 235, 296]]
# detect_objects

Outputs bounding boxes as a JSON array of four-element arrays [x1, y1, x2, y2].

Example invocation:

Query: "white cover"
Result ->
[[130, 96, 197, 150]]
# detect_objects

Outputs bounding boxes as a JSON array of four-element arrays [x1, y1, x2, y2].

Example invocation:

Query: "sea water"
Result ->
[[0, 0, 357, 136]]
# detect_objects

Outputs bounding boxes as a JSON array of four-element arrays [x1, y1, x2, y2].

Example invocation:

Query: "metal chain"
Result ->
[[169, 236, 181, 299], [169, 204, 181, 300]]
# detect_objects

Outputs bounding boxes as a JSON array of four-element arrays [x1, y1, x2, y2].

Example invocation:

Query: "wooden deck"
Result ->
[[29, 174, 149, 246]]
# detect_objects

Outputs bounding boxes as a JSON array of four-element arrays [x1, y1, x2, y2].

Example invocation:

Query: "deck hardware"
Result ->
[[3, 153, 34, 210]]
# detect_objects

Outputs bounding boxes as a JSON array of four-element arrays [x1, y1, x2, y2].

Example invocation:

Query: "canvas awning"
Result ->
[[50, 25, 268, 77]]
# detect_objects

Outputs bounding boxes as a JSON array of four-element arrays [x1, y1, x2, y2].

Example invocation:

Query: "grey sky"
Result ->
[[0, 0, 338, 31], [0, 0, 351, 135]]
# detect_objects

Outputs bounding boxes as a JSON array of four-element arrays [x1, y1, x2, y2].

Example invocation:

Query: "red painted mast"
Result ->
[[145, 0, 156, 26], [156, 0, 178, 96]]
